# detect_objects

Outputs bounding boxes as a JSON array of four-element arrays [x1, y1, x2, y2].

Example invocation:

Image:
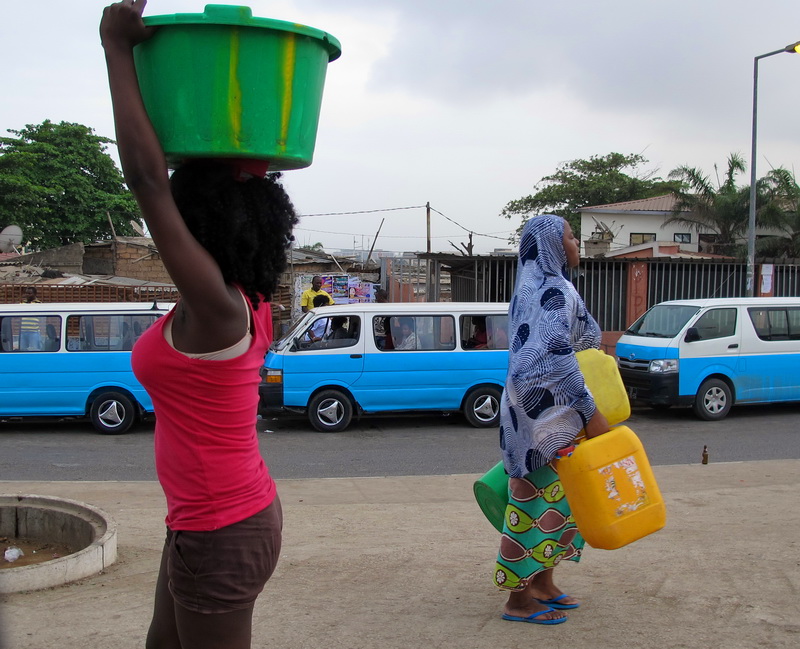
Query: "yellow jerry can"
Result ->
[[557, 425, 666, 550], [574, 347, 630, 428]]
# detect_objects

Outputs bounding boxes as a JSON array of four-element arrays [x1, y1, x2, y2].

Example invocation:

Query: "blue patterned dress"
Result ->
[[494, 215, 601, 591]]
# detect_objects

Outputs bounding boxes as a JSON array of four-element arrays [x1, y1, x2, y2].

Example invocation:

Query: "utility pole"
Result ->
[[425, 202, 433, 301], [426, 201, 431, 254]]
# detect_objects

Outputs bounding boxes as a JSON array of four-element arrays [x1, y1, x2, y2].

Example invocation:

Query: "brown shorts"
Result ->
[[165, 496, 283, 614]]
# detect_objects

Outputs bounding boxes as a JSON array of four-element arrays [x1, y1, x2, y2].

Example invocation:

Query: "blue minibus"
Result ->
[[0, 301, 171, 433], [616, 297, 800, 420], [260, 302, 510, 431]]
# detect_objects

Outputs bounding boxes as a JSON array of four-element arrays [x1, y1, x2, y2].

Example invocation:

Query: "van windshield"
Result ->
[[272, 312, 315, 351], [625, 304, 700, 338]]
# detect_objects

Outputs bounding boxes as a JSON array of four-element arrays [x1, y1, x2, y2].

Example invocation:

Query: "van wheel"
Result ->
[[693, 379, 732, 421], [90, 391, 136, 434], [308, 390, 353, 432], [463, 386, 502, 428]]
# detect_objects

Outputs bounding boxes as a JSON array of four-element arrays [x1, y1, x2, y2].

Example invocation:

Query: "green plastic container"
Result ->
[[134, 5, 341, 170], [473, 461, 509, 533]]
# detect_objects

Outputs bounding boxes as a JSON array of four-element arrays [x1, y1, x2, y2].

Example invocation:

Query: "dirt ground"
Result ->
[[1, 461, 799, 649]]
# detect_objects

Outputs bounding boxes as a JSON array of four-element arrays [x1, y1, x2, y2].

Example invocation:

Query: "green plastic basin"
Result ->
[[134, 4, 341, 170]]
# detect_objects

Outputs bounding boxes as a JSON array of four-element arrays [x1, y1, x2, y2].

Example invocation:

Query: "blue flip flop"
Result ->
[[535, 594, 580, 610], [502, 607, 567, 625]]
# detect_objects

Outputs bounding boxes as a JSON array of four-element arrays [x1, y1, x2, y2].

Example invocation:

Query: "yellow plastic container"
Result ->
[[557, 425, 666, 549], [574, 348, 630, 427], [473, 348, 631, 532]]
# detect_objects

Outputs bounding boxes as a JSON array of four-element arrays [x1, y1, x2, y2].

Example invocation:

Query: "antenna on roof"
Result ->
[[590, 217, 622, 240], [0, 225, 23, 253], [130, 220, 147, 237]]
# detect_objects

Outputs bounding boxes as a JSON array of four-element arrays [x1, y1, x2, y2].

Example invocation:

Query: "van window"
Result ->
[[301, 315, 360, 350], [626, 304, 700, 337], [691, 308, 736, 341], [748, 307, 800, 341], [380, 315, 456, 351], [0, 315, 62, 352], [66, 313, 159, 351], [460, 314, 509, 350]]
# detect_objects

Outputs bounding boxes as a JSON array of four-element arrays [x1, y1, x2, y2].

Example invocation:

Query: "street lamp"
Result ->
[[746, 40, 800, 297]]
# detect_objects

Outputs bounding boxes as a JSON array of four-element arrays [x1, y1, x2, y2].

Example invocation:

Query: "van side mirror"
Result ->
[[290, 337, 300, 352], [684, 327, 700, 343]]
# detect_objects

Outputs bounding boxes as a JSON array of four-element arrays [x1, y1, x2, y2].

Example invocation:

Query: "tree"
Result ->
[[298, 242, 325, 252], [501, 153, 678, 240], [755, 167, 800, 258], [0, 120, 141, 250], [664, 153, 750, 257]]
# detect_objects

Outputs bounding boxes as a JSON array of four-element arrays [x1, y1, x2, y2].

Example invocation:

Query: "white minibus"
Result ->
[[260, 302, 510, 431], [0, 301, 172, 433], [615, 297, 800, 420]]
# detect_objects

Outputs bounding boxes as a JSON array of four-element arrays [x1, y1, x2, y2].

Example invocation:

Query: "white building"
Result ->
[[579, 195, 705, 256], [579, 194, 783, 258]]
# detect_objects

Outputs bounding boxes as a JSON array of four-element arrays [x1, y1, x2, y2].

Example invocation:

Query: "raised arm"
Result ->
[[100, 0, 244, 346]]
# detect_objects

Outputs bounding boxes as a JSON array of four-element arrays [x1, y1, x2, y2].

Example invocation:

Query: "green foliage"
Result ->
[[501, 153, 679, 240], [665, 153, 751, 257], [755, 167, 800, 258], [298, 242, 325, 252], [0, 120, 141, 250]]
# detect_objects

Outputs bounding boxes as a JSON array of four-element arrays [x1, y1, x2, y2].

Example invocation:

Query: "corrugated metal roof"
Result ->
[[582, 194, 684, 212]]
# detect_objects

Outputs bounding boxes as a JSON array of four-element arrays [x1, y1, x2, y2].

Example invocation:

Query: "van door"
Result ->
[[0, 313, 63, 415], [738, 305, 800, 402], [354, 313, 461, 411], [679, 307, 741, 398], [280, 313, 365, 407]]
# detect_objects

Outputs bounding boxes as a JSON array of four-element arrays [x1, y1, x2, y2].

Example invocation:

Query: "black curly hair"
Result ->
[[169, 159, 298, 309]]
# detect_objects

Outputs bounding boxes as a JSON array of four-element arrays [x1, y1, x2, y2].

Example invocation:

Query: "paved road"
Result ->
[[1, 403, 799, 481]]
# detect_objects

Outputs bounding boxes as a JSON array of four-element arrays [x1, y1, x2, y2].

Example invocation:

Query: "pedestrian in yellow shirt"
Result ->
[[300, 276, 333, 312]]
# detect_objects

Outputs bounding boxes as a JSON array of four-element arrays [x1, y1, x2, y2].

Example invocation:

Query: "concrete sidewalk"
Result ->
[[1, 460, 799, 649]]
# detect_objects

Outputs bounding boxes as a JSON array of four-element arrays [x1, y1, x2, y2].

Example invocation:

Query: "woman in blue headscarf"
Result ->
[[493, 215, 609, 625]]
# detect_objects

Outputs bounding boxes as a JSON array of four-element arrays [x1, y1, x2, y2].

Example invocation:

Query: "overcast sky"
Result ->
[[2, 0, 800, 255]]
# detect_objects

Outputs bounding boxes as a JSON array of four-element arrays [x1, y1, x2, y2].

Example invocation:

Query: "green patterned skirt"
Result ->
[[493, 464, 585, 590]]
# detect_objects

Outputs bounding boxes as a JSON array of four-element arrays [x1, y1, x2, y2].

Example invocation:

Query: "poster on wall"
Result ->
[[293, 274, 378, 317], [348, 276, 374, 303]]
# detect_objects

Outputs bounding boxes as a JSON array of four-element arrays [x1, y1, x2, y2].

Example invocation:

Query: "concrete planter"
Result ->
[[0, 494, 117, 594]]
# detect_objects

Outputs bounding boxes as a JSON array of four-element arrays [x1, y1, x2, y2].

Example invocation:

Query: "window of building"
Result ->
[[630, 233, 656, 246], [674, 233, 692, 244], [698, 233, 718, 253]]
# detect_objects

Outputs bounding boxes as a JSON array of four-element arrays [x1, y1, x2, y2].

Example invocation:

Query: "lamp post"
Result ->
[[746, 41, 800, 297]]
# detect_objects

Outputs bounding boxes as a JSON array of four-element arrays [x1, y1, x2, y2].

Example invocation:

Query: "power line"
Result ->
[[295, 226, 494, 240], [300, 205, 426, 217], [427, 206, 511, 241], [298, 203, 515, 242]]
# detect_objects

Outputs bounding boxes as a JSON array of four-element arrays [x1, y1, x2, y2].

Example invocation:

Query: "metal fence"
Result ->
[[364, 256, 800, 331], [772, 264, 800, 296], [1, 284, 179, 304], [570, 259, 629, 332], [646, 260, 747, 304]]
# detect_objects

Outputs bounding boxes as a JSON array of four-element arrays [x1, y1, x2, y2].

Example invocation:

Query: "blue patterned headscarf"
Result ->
[[517, 214, 567, 280]]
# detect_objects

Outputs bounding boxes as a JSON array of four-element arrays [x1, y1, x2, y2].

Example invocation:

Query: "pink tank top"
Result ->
[[131, 291, 275, 531]]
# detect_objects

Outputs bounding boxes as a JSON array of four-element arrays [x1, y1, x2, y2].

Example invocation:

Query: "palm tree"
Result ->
[[665, 153, 750, 257], [755, 167, 800, 259]]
